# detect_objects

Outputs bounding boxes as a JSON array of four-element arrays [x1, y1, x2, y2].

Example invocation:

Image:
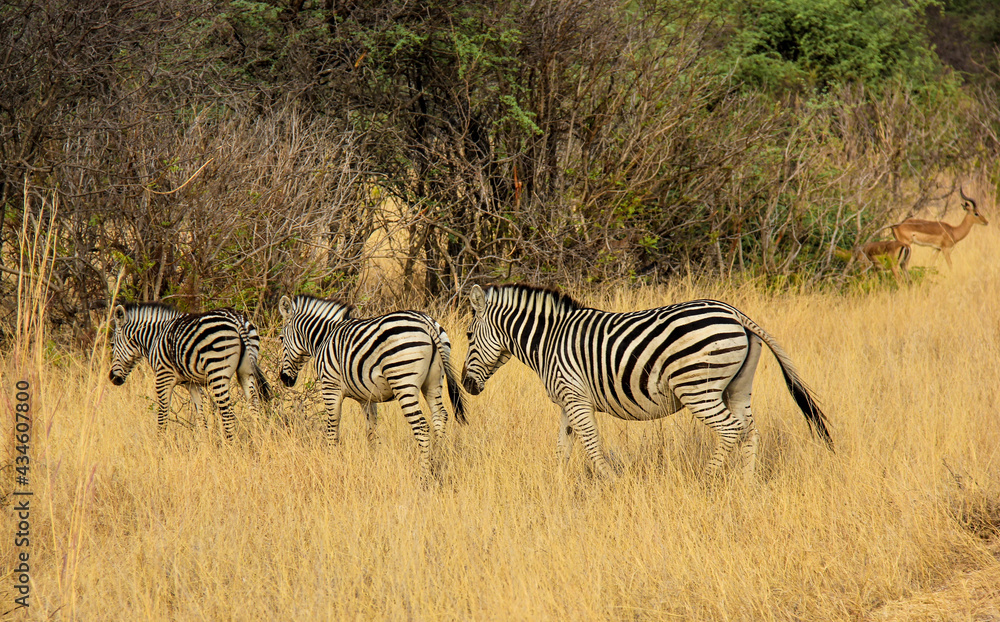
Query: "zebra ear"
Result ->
[[279, 295, 293, 320], [113, 305, 126, 325], [469, 285, 486, 313]]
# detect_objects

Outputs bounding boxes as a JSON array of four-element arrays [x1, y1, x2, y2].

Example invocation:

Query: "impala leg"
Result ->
[[889, 261, 902, 283], [942, 247, 954, 269]]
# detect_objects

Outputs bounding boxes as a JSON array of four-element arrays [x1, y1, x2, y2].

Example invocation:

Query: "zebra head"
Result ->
[[461, 285, 512, 395], [108, 305, 142, 386], [278, 294, 353, 387]]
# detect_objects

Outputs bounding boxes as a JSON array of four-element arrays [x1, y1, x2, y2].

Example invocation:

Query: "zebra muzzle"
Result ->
[[279, 371, 297, 388], [109, 371, 125, 386], [461, 375, 482, 395]]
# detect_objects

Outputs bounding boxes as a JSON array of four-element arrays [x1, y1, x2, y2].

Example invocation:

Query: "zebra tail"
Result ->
[[738, 314, 834, 451], [254, 362, 274, 402], [776, 365, 833, 450], [444, 359, 467, 425], [418, 313, 468, 425]]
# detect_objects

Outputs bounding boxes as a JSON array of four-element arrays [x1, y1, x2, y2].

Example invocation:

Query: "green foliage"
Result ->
[[722, 0, 945, 93], [3, 0, 998, 333]]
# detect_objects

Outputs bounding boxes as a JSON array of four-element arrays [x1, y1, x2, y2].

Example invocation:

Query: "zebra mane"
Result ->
[[293, 294, 355, 319], [487, 283, 584, 313], [122, 301, 178, 313]]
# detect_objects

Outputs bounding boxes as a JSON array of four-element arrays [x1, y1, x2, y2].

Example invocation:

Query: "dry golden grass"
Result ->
[[3, 226, 1000, 621]]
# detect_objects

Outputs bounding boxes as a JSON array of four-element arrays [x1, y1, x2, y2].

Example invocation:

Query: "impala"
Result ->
[[849, 239, 911, 282], [890, 188, 988, 269]]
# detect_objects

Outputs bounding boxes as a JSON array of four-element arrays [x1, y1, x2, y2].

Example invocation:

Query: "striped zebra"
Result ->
[[461, 284, 833, 481], [277, 295, 466, 478], [109, 303, 273, 439]]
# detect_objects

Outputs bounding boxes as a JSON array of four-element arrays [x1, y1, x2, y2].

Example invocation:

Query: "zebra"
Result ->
[[461, 284, 833, 481], [277, 295, 466, 479], [109, 303, 273, 439]]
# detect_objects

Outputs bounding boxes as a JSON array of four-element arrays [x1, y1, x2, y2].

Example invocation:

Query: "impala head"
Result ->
[[461, 285, 512, 395], [108, 305, 142, 386], [960, 187, 988, 226]]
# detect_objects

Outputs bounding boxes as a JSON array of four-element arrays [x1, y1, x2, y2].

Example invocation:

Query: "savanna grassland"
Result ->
[[3, 212, 1000, 621]]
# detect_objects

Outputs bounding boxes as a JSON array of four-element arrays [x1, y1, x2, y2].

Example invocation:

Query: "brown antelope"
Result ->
[[890, 188, 988, 269], [849, 238, 912, 282]]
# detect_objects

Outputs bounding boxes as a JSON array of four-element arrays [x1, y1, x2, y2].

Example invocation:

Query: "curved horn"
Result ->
[[960, 186, 977, 211]]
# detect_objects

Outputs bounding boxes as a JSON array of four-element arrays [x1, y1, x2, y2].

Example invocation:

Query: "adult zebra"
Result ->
[[277, 295, 466, 479], [461, 284, 833, 481], [109, 303, 273, 439]]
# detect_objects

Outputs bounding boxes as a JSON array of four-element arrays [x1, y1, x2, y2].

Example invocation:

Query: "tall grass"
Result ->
[[3, 208, 999, 620]]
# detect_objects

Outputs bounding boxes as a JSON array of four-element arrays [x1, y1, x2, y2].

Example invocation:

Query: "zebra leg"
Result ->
[[557, 408, 576, 464], [688, 392, 744, 481], [423, 373, 449, 444], [565, 401, 615, 478], [207, 374, 236, 440], [689, 395, 744, 479], [362, 401, 379, 446], [154, 373, 178, 432], [186, 383, 208, 429], [321, 382, 345, 447], [238, 365, 259, 414], [392, 383, 434, 481], [724, 334, 763, 482]]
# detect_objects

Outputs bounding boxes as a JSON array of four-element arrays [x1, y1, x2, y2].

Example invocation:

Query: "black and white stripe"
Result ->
[[278, 295, 466, 478], [109, 303, 273, 438], [461, 284, 832, 480]]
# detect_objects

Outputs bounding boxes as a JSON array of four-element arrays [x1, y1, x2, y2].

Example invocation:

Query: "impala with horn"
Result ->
[[890, 188, 988, 269]]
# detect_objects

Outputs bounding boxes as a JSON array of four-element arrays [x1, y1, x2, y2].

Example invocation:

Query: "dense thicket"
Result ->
[[2, 0, 998, 336]]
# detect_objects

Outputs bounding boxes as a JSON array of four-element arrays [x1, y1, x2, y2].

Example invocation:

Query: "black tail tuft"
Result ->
[[444, 361, 467, 425], [782, 368, 834, 451], [899, 245, 911, 271], [254, 362, 274, 402]]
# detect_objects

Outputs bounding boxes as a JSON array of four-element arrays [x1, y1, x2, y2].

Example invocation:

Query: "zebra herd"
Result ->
[[109, 284, 834, 482]]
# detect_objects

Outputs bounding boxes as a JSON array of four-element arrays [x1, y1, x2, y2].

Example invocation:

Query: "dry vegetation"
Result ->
[[1, 203, 999, 620]]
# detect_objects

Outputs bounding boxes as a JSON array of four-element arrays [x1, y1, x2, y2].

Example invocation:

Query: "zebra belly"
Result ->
[[592, 390, 684, 421], [328, 365, 397, 404]]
